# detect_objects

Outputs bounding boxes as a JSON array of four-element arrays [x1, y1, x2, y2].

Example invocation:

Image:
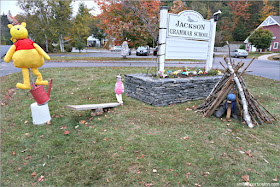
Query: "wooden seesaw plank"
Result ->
[[66, 103, 121, 111]]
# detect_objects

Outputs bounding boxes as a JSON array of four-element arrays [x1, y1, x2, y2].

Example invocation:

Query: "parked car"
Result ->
[[153, 46, 158, 56], [230, 49, 248, 58], [136, 46, 150, 56], [110, 45, 122, 52]]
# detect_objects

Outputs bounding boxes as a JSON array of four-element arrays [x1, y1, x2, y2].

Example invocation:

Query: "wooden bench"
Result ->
[[66, 103, 121, 116]]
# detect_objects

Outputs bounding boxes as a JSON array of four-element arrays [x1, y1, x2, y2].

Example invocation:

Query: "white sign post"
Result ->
[[158, 8, 217, 72], [158, 6, 168, 73]]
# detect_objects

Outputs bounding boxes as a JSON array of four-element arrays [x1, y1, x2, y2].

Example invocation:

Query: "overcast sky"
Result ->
[[0, 0, 100, 17]]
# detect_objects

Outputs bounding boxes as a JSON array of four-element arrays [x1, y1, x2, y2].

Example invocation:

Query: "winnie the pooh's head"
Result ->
[[8, 22, 28, 40]]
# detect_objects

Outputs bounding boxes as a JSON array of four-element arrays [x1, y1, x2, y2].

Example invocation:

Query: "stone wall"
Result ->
[[125, 74, 222, 106]]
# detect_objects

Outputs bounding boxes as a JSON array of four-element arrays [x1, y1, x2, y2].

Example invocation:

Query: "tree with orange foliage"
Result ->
[[170, 0, 186, 14], [227, 0, 251, 32], [259, 0, 277, 22], [97, 0, 160, 49]]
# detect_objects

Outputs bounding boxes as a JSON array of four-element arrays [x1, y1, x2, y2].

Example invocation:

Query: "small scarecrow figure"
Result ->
[[215, 93, 239, 120], [115, 75, 124, 105]]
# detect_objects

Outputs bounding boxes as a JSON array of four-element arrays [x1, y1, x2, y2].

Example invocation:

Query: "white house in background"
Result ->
[[87, 35, 105, 47], [244, 16, 280, 52]]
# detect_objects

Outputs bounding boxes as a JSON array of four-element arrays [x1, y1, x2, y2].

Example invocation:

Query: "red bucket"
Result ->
[[27, 79, 52, 105], [28, 86, 50, 105]]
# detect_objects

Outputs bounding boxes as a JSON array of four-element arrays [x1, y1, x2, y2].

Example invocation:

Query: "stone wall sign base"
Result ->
[[125, 74, 222, 107]]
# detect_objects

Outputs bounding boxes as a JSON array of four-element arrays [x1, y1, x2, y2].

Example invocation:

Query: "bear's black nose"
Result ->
[[17, 28, 20, 30]]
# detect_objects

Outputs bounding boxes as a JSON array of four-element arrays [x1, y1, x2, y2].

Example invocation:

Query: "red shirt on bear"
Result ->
[[14, 39, 35, 51]]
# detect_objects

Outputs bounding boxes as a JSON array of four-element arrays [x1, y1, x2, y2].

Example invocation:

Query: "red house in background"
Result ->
[[244, 16, 280, 52]]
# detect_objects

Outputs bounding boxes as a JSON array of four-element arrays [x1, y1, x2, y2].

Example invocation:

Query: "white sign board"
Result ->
[[158, 7, 216, 72], [168, 10, 211, 41], [165, 38, 209, 59]]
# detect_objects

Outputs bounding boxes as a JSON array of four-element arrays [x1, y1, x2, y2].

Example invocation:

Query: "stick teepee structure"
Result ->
[[195, 43, 277, 128]]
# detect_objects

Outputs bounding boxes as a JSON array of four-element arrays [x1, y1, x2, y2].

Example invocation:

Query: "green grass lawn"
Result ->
[[1, 67, 279, 186]]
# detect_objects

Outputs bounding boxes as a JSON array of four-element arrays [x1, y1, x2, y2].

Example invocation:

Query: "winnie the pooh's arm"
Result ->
[[4, 45, 16, 63], [33, 43, 51, 60]]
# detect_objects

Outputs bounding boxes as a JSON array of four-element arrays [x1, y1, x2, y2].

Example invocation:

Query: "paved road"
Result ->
[[1, 45, 279, 80]]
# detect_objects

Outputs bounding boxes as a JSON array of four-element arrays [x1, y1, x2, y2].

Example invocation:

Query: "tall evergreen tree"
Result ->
[[50, 0, 73, 53], [232, 18, 249, 41], [1, 14, 12, 45], [72, 3, 91, 47], [89, 17, 106, 47]]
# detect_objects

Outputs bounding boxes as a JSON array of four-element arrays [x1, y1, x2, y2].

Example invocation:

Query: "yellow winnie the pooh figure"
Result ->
[[4, 22, 50, 90]]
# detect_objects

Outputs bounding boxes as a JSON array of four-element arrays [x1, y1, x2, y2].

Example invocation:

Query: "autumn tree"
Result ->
[[170, 0, 186, 14], [17, 0, 54, 52], [17, 0, 73, 53], [259, 0, 277, 22], [125, 0, 160, 44], [97, 0, 160, 49], [249, 28, 273, 51]]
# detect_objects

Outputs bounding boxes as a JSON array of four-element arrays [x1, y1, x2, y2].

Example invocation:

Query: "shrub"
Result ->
[[239, 44, 245, 49], [64, 44, 73, 52]]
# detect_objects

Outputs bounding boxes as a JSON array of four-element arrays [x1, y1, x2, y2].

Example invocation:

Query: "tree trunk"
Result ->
[[59, 34, 65, 53], [45, 34, 48, 53]]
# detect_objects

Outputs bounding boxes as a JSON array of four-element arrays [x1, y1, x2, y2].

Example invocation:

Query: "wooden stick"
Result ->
[[226, 101, 232, 120], [224, 55, 253, 128], [240, 57, 256, 76], [233, 87, 243, 120], [248, 91, 277, 121]]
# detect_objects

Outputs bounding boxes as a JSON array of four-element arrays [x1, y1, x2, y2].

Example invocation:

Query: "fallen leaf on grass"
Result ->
[[144, 183, 153, 187], [63, 131, 70, 135], [185, 172, 191, 178], [38, 175, 44, 182], [75, 125, 79, 129], [259, 155, 269, 163], [152, 168, 157, 173], [272, 176, 278, 182], [186, 108, 192, 111], [24, 121, 28, 124], [31, 172, 36, 177], [46, 121, 51, 125], [248, 168, 263, 178], [246, 150, 253, 157], [186, 162, 191, 166], [183, 136, 189, 141], [12, 151, 16, 155], [79, 120, 86, 124], [242, 175, 249, 182], [194, 183, 201, 186]]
